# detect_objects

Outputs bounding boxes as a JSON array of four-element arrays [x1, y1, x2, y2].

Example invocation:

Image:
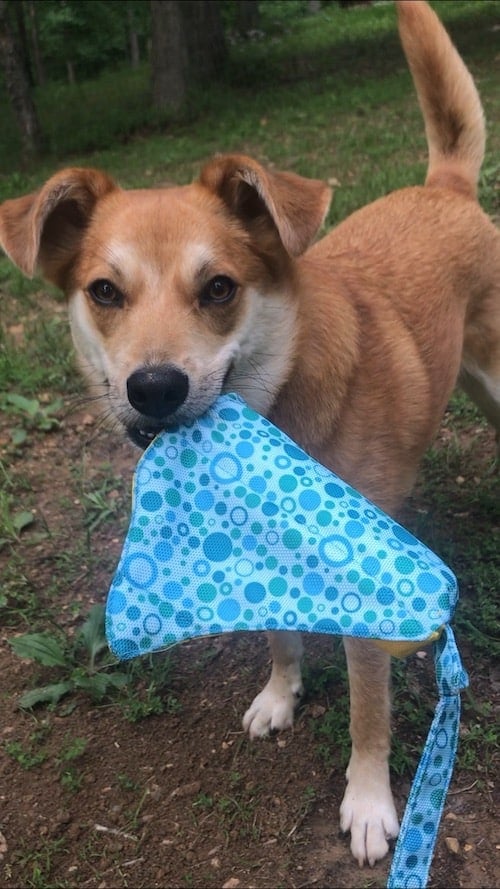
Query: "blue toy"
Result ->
[[106, 393, 468, 888]]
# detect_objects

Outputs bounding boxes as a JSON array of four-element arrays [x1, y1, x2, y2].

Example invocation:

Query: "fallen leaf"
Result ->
[[170, 781, 201, 798], [445, 836, 460, 854]]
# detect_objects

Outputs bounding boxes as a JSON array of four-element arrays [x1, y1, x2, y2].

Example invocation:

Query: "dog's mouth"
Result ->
[[126, 423, 166, 449]]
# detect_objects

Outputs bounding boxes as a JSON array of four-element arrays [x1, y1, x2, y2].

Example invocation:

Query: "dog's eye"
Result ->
[[87, 279, 124, 307], [200, 275, 237, 305]]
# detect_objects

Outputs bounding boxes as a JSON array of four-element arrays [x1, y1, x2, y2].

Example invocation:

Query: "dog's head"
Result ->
[[0, 155, 330, 447]]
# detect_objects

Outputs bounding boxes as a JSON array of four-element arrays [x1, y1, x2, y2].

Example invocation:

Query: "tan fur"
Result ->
[[1, 0, 499, 867]]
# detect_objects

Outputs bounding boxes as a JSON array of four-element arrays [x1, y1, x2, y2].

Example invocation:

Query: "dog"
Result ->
[[1, 0, 499, 868]]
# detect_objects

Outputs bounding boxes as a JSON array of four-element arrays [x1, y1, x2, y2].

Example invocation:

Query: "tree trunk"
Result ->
[[66, 59, 76, 84], [150, 0, 226, 112], [13, 0, 33, 86], [183, 0, 226, 82], [0, 0, 43, 160], [127, 3, 140, 68], [151, 0, 188, 111]]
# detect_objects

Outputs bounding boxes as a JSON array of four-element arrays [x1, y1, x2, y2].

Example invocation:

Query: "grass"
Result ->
[[16, 839, 70, 889], [0, 0, 498, 860]]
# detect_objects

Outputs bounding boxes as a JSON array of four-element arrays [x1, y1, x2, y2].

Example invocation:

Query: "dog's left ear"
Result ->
[[199, 154, 332, 257], [0, 167, 117, 288]]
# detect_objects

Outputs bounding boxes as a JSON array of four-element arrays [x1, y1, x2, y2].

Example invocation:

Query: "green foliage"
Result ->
[[33, 0, 150, 83], [80, 482, 123, 534], [0, 392, 62, 448], [192, 783, 261, 839], [8, 602, 180, 722], [458, 711, 499, 773], [192, 791, 215, 812], [119, 655, 181, 723], [11, 632, 69, 668], [116, 772, 140, 792], [18, 838, 69, 889], [0, 486, 34, 548], [4, 739, 48, 770], [3, 721, 50, 771], [0, 304, 76, 401], [304, 648, 352, 768], [4, 729, 90, 846], [36, 64, 155, 159], [479, 161, 500, 215], [56, 735, 88, 793], [0, 554, 42, 623], [0, 259, 47, 297], [9, 604, 128, 708]]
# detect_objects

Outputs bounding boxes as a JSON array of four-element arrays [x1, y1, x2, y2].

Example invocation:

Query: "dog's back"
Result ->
[[398, 0, 500, 462], [270, 0, 500, 512]]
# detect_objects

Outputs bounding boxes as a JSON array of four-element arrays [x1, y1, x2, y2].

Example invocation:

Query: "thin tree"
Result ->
[[127, 1, 141, 68], [26, 0, 46, 87]]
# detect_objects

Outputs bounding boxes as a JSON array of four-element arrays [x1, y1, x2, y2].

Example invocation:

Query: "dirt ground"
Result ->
[[0, 363, 499, 889]]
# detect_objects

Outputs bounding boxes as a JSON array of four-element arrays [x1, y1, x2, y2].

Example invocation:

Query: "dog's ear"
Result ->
[[199, 154, 332, 257], [0, 168, 117, 287]]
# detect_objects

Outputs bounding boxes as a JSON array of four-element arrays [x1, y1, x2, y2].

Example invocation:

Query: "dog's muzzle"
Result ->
[[126, 365, 189, 448]]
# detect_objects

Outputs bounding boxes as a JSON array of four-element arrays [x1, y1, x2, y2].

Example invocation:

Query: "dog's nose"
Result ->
[[126, 366, 189, 418]]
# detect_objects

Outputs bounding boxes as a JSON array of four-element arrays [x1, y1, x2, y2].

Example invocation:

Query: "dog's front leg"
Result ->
[[340, 637, 399, 866], [242, 631, 304, 738]]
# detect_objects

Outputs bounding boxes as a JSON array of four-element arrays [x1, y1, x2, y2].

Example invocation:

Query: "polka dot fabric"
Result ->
[[106, 393, 457, 660], [106, 393, 468, 889]]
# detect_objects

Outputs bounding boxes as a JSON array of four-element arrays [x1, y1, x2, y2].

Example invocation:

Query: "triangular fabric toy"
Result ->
[[106, 393, 468, 888], [107, 393, 455, 658]]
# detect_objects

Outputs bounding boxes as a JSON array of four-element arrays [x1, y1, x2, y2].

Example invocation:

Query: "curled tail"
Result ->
[[397, 0, 485, 198]]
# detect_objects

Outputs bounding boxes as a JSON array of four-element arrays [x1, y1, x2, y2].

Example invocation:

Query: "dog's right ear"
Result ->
[[199, 154, 332, 257], [0, 168, 117, 288]]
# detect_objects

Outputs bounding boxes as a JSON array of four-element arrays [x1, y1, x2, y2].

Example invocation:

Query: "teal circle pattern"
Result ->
[[106, 394, 457, 660]]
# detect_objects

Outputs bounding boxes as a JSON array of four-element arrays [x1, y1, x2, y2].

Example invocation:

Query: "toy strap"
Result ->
[[387, 626, 468, 888]]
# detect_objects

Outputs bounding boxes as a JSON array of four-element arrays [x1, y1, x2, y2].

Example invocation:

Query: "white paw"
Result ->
[[242, 675, 303, 738], [339, 757, 399, 866]]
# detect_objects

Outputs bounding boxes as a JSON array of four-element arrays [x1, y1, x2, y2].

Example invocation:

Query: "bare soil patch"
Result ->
[[0, 386, 498, 889]]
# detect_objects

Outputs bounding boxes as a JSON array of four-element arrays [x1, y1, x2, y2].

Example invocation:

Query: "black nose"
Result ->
[[126, 366, 189, 418]]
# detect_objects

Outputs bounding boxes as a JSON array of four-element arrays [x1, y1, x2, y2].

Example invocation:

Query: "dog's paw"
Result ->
[[242, 676, 303, 738], [339, 759, 399, 866]]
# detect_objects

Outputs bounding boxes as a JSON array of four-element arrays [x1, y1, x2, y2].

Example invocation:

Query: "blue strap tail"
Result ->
[[387, 627, 468, 888]]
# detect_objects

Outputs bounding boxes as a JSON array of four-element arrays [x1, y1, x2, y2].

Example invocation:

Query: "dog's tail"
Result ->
[[397, 0, 485, 199]]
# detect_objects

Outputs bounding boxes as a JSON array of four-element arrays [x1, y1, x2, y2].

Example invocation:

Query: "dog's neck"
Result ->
[[268, 256, 359, 449]]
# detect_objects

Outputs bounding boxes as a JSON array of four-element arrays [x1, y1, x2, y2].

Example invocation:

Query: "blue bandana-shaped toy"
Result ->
[[106, 393, 468, 888]]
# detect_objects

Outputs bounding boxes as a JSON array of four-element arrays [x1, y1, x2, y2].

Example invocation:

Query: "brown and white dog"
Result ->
[[1, 0, 499, 868]]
